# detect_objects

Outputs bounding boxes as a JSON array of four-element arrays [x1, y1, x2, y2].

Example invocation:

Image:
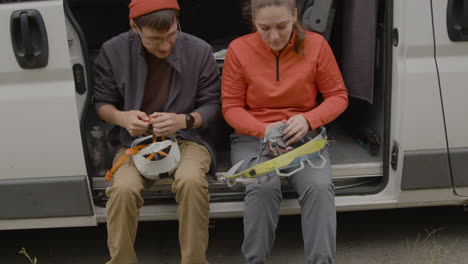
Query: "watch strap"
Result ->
[[185, 113, 194, 130]]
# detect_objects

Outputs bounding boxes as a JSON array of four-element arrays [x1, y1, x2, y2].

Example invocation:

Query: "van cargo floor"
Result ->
[[92, 126, 384, 197]]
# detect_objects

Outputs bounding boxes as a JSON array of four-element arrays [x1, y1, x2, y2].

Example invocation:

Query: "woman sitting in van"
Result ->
[[221, 0, 348, 263]]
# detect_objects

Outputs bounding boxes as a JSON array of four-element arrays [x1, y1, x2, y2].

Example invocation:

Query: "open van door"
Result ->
[[0, 0, 96, 229], [431, 0, 468, 196]]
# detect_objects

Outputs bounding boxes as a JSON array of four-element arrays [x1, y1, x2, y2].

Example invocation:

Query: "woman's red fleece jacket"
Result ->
[[222, 31, 349, 138]]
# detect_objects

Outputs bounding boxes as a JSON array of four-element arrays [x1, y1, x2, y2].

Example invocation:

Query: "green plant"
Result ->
[[406, 227, 458, 264], [18, 247, 38, 264]]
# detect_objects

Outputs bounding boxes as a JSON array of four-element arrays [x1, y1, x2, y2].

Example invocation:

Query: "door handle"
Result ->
[[10, 9, 49, 69], [447, 0, 468, 42], [20, 12, 34, 61]]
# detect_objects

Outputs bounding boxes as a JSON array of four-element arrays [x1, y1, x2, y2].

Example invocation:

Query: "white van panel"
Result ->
[[432, 0, 468, 149], [393, 0, 447, 151], [432, 0, 468, 196], [0, 80, 87, 179], [0, 0, 96, 230], [1, 1, 76, 72], [0, 0, 86, 180], [66, 17, 89, 120]]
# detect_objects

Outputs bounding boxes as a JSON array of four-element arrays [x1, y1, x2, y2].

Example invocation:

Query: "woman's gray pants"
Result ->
[[230, 133, 336, 264]]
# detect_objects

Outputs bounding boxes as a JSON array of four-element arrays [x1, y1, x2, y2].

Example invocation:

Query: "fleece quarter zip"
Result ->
[[222, 31, 348, 138]]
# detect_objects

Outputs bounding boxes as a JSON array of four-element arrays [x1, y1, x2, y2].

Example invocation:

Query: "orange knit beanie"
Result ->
[[129, 0, 180, 19]]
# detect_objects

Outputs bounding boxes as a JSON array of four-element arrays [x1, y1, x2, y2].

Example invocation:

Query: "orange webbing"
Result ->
[[158, 151, 168, 156], [104, 128, 171, 181], [146, 153, 156, 160], [104, 137, 170, 181], [149, 135, 168, 158], [104, 145, 147, 181], [105, 118, 157, 181]]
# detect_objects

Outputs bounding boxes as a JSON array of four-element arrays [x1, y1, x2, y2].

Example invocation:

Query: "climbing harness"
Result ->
[[105, 135, 181, 181], [219, 126, 329, 188]]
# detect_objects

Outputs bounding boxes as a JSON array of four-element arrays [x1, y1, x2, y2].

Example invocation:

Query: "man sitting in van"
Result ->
[[93, 0, 220, 263]]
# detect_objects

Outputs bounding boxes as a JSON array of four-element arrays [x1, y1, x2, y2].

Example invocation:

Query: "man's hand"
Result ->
[[149, 112, 186, 137], [283, 114, 310, 145], [115, 110, 150, 136]]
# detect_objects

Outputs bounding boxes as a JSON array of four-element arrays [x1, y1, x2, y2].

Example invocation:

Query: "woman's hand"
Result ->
[[264, 120, 287, 135], [264, 120, 293, 155], [283, 114, 310, 145]]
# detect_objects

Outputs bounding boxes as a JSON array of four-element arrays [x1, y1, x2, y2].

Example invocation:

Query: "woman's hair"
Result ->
[[133, 9, 179, 32], [247, 0, 305, 55]]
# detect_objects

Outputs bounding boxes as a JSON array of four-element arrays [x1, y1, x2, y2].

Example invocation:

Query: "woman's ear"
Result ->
[[129, 19, 138, 32], [293, 8, 298, 23], [251, 13, 258, 32]]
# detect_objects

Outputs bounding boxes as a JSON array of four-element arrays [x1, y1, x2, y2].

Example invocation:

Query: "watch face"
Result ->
[[186, 114, 194, 129]]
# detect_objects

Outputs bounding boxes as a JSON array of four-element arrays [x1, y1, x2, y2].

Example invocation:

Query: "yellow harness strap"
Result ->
[[224, 137, 328, 180]]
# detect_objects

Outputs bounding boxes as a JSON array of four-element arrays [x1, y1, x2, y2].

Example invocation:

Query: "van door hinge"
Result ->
[[391, 145, 399, 171], [392, 28, 399, 46]]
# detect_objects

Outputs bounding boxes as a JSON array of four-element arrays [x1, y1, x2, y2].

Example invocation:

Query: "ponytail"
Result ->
[[293, 19, 305, 55]]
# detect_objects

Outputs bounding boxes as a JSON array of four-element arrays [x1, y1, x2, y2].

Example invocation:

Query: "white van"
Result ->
[[1, 0, 467, 230]]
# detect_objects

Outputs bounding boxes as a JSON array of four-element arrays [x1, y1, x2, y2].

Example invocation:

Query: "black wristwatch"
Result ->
[[184, 113, 195, 130]]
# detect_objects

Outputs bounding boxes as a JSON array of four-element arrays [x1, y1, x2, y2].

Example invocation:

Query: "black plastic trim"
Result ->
[[401, 149, 452, 190], [392, 28, 399, 46], [391, 144, 399, 171], [451, 148, 468, 187], [0, 176, 93, 219], [73, 63, 86, 94], [446, 0, 468, 42]]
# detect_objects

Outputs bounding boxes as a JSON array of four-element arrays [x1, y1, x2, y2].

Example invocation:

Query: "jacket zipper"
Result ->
[[275, 53, 280, 82], [274, 50, 283, 82]]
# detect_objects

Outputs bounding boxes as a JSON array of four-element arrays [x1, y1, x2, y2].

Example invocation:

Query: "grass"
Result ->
[[18, 247, 38, 264], [406, 227, 459, 264]]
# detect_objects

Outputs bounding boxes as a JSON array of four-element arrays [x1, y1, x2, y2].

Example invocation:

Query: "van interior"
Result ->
[[64, 0, 392, 205]]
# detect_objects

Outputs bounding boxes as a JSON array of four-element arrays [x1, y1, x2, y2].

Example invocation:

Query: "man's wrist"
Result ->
[[113, 110, 125, 127], [184, 113, 195, 130], [177, 114, 187, 130]]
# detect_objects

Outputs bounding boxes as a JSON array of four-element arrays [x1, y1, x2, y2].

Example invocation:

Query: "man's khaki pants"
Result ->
[[105, 140, 211, 264]]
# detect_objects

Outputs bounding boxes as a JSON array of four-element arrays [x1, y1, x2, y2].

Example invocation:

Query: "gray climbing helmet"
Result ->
[[131, 135, 181, 180]]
